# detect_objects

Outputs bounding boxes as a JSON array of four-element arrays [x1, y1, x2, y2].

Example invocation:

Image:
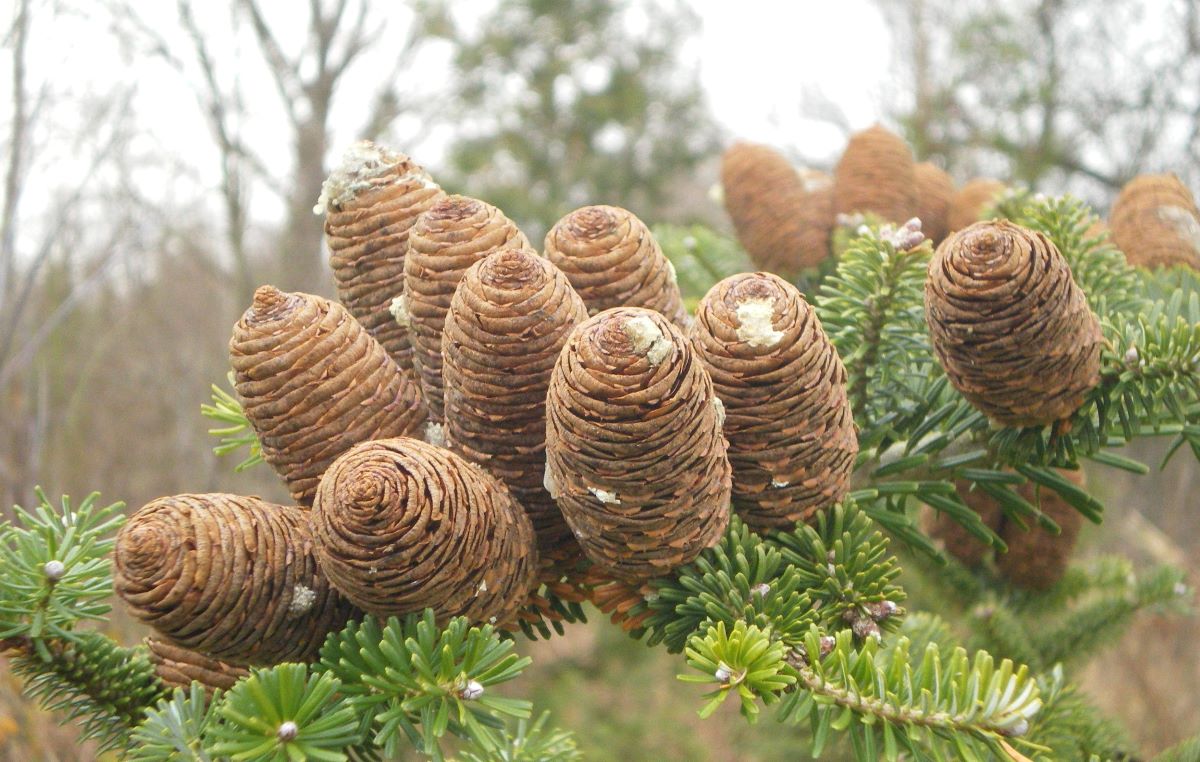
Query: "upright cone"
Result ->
[[544, 205, 690, 327], [404, 195, 531, 425], [690, 273, 857, 529], [1110, 173, 1200, 269], [311, 437, 538, 626], [947, 178, 1005, 232], [833, 125, 918, 224], [545, 307, 731, 581], [230, 286, 426, 505], [927, 471, 1085, 589], [114, 494, 355, 666], [914, 162, 955, 244], [317, 141, 445, 370], [925, 221, 1103, 426], [146, 638, 249, 695], [719, 143, 832, 274], [442, 250, 589, 558], [994, 472, 1086, 589]]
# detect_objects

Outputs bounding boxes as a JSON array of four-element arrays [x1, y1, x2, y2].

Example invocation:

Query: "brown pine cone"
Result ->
[[927, 471, 1085, 589], [995, 471, 1085, 589], [946, 178, 1006, 233], [914, 162, 955, 244], [442, 249, 589, 558], [146, 638, 249, 695], [114, 494, 355, 666], [403, 195, 531, 427], [230, 286, 426, 505], [311, 437, 538, 626], [923, 481, 1006, 567], [719, 143, 832, 274], [690, 273, 857, 529], [833, 125, 918, 224], [1109, 173, 1200, 269], [317, 141, 446, 371], [544, 307, 732, 582], [544, 205, 690, 327], [925, 221, 1103, 427]]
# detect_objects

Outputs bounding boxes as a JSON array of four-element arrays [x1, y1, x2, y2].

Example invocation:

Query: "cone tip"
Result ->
[[559, 205, 625, 241], [249, 285, 293, 320]]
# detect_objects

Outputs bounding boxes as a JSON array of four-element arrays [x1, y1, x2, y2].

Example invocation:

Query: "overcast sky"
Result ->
[[8, 1, 893, 233]]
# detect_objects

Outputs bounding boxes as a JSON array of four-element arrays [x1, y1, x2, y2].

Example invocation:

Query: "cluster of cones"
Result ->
[[719, 124, 1010, 276], [113, 141, 860, 691]]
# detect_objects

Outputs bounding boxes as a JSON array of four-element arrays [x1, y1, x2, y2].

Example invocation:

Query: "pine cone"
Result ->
[[914, 162, 955, 244], [442, 249, 589, 558], [946, 178, 1005, 232], [318, 141, 446, 371], [924, 482, 1006, 567], [690, 273, 857, 529], [995, 471, 1085, 589], [230, 286, 426, 505], [145, 638, 249, 695], [544, 307, 731, 581], [719, 143, 831, 274], [403, 195, 531, 426], [926, 221, 1103, 426], [927, 471, 1085, 589], [1110, 173, 1200, 269], [114, 494, 355, 666], [544, 205, 690, 327], [311, 437, 538, 626], [833, 125, 918, 224]]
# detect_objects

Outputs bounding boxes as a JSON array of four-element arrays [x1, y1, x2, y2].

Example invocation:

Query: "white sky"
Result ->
[[7, 1, 892, 235]]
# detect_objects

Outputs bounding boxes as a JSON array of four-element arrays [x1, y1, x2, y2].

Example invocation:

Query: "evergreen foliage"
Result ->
[[5, 191, 1198, 759]]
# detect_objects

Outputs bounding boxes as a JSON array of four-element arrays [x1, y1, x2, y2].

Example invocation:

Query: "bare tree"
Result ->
[[875, 0, 1200, 203], [111, 0, 447, 296]]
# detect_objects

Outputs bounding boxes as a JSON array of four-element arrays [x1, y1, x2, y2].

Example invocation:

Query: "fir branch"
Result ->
[[816, 226, 934, 427], [7, 631, 167, 752], [0, 489, 124, 644], [204, 663, 362, 761], [623, 501, 905, 653], [318, 611, 533, 761], [1025, 666, 1134, 762], [455, 712, 583, 762], [200, 373, 264, 472], [128, 684, 216, 762], [775, 628, 1044, 760], [1155, 732, 1200, 762]]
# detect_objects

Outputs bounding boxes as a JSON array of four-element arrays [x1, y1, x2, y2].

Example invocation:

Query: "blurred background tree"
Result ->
[[441, 0, 718, 237], [876, 0, 1200, 203]]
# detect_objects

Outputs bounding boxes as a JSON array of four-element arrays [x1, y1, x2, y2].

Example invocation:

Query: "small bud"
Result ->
[[1124, 345, 1139, 369], [902, 217, 922, 232], [750, 582, 771, 598], [851, 615, 881, 641], [866, 600, 898, 621], [43, 560, 65, 581], [277, 721, 299, 742], [999, 718, 1030, 738], [818, 635, 836, 657], [460, 679, 485, 700], [714, 665, 733, 682]]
